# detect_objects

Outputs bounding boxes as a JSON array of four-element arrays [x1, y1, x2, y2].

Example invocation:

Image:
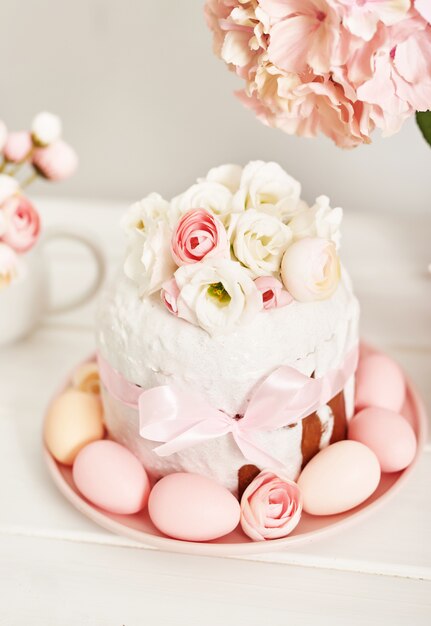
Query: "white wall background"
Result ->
[[1, 0, 430, 213]]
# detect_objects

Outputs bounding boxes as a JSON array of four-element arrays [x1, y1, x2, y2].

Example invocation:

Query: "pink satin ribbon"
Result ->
[[97, 345, 358, 470]]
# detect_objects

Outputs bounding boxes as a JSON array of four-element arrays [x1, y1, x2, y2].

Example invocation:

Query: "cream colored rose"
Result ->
[[233, 160, 302, 221], [171, 181, 233, 223], [281, 237, 340, 302], [200, 164, 243, 193], [123, 193, 176, 296], [289, 195, 343, 249], [175, 258, 263, 335], [124, 222, 176, 297], [122, 193, 174, 237], [230, 209, 292, 277]]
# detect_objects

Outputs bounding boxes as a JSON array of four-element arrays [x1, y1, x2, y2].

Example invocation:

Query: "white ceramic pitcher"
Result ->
[[0, 228, 105, 346]]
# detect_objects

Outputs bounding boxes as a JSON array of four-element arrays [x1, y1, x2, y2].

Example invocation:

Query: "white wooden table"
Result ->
[[1, 199, 430, 625]]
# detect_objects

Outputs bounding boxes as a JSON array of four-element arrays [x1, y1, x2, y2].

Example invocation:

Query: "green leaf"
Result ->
[[416, 111, 431, 147]]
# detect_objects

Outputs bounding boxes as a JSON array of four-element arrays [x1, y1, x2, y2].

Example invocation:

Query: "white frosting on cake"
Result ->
[[96, 265, 359, 492], [97, 267, 359, 417]]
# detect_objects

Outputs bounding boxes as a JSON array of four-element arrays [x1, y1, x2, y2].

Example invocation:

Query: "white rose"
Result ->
[[175, 258, 263, 335], [0, 174, 19, 204], [289, 195, 343, 249], [121, 193, 173, 238], [0, 121, 7, 152], [233, 160, 302, 222], [124, 221, 176, 296], [230, 209, 292, 277], [122, 193, 176, 296], [171, 181, 233, 222], [200, 164, 243, 193], [31, 112, 62, 146]]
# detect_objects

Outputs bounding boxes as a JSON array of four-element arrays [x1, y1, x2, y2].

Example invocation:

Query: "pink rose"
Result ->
[[161, 278, 180, 316], [3, 131, 33, 163], [240, 470, 303, 541], [32, 140, 78, 181], [254, 276, 293, 310], [171, 208, 229, 266], [1, 195, 41, 253]]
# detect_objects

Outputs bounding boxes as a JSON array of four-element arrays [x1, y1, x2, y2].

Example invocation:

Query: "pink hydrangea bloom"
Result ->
[[205, 0, 431, 147]]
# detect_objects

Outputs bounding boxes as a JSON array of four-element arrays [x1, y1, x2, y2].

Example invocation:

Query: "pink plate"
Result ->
[[43, 345, 428, 557]]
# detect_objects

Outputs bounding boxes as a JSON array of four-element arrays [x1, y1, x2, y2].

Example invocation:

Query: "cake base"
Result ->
[[43, 343, 427, 555]]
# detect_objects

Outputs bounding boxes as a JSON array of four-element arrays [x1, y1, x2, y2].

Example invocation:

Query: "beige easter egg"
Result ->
[[44, 389, 104, 465]]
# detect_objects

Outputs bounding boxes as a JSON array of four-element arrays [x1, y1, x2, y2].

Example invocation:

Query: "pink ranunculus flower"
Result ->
[[240, 470, 303, 541], [254, 276, 293, 309], [171, 208, 229, 266], [416, 0, 431, 23], [1, 195, 41, 253], [32, 140, 78, 181], [3, 131, 33, 163], [161, 278, 180, 316]]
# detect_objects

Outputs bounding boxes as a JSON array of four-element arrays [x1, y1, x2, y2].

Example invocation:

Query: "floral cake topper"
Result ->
[[205, 1, 431, 148], [123, 161, 342, 335]]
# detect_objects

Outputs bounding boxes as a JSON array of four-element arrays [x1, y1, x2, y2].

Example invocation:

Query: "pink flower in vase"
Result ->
[[1, 195, 41, 253], [254, 276, 293, 310], [3, 131, 33, 163], [32, 140, 78, 181], [240, 470, 303, 541], [161, 278, 180, 315], [171, 208, 229, 265]]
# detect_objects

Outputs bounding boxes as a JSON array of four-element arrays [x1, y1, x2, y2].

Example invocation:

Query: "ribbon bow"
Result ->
[[136, 346, 358, 469]]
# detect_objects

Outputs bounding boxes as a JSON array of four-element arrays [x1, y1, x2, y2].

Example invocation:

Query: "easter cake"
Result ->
[[96, 161, 360, 494]]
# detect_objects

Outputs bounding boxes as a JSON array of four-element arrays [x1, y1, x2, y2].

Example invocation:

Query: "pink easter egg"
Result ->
[[348, 407, 417, 473], [73, 440, 150, 514], [148, 473, 241, 541], [355, 353, 406, 413], [297, 441, 381, 516]]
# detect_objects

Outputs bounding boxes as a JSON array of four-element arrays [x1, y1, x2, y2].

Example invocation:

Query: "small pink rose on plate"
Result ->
[[171, 208, 229, 265], [254, 276, 293, 310], [240, 470, 302, 541], [161, 277, 180, 315], [1, 195, 41, 253]]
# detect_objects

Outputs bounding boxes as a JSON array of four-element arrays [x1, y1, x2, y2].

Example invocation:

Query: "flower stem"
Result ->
[[21, 170, 38, 188]]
